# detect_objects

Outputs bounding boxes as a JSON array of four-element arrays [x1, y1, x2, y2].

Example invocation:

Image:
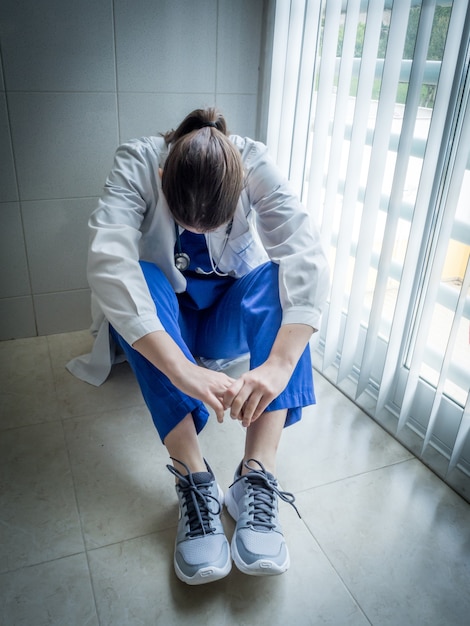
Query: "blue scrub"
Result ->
[[110, 230, 315, 442]]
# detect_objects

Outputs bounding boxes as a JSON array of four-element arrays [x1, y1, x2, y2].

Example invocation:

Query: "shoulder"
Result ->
[[113, 136, 168, 168], [229, 135, 272, 169]]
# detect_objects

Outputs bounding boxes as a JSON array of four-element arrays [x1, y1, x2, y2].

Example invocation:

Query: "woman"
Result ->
[[68, 107, 329, 585]]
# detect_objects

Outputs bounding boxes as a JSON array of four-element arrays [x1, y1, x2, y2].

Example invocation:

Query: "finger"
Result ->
[[230, 390, 250, 420], [251, 395, 273, 422], [223, 379, 244, 411], [240, 392, 265, 426], [207, 394, 226, 423]]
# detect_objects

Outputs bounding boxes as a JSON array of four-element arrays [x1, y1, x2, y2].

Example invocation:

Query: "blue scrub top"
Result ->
[[176, 230, 235, 310]]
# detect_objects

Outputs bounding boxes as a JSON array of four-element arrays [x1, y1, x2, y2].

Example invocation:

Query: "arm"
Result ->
[[221, 140, 330, 427], [87, 139, 172, 346], [223, 323, 314, 427], [240, 139, 330, 331], [90, 141, 235, 415]]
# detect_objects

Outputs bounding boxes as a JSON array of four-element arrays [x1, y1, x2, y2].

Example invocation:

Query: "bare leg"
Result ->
[[241, 409, 287, 475], [163, 413, 207, 475]]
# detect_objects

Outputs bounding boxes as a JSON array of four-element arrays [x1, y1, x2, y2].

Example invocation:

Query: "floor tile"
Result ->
[[0, 553, 98, 626], [63, 405, 172, 549], [296, 459, 470, 626], [277, 373, 413, 492], [0, 336, 60, 429], [2, 331, 470, 626], [63, 402, 247, 550], [0, 422, 84, 573], [196, 407, 248, 487], [88, 512, 369, 626], [47, 330, 144, 418], [0, 295, 37, 341]]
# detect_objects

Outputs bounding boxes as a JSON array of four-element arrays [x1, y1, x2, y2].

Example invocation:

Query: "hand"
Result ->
[[222, 359, 292, 428], [222, 323, 314, 428], [172, 362, 235, 423], [133, 330, 234, 422]]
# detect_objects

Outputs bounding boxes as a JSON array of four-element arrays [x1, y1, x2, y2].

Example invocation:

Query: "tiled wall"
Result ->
[[0, 0, 267, 340]]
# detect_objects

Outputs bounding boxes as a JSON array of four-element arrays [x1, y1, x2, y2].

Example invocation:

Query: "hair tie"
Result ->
[[201, 121, 217, 129]]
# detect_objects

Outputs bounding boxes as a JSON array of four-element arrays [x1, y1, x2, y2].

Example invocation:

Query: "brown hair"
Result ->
[[161, 108, 244, 231]]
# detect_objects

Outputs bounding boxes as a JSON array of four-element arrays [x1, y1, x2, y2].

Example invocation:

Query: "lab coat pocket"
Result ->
[[223, 229, 268, 276]]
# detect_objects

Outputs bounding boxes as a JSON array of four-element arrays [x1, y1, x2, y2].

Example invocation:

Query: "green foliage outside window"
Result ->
[[333, 5, 452, 107]]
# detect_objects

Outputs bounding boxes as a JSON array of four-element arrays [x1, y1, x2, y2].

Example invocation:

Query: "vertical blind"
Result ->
[[267, 0, 470, 499]]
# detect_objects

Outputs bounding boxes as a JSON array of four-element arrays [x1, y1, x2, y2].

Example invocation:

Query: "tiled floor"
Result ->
[[1, 331, 470, 626]]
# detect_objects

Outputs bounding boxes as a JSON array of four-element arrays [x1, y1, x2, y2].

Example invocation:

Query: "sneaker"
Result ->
[[225, 459, 300, 576], [167, 458, 231, 585]]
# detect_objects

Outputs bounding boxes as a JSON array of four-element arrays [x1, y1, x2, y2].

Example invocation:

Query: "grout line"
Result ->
[[300, 517, 374, 625], [111, 0, 121, 146], [2, 87, 38, 334], [59, 415, 102, 624], [0, 550, 89, 577], [292, 457, 417, 497]]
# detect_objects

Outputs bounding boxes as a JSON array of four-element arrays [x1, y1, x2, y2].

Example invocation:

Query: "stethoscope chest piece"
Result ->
[[174, 252, 191, 272], [173, 218, 233, 275]]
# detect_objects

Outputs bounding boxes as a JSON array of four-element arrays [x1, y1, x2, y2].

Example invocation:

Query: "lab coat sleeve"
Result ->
[[87, 140, 164, 345], [244, 141, 330, 331]]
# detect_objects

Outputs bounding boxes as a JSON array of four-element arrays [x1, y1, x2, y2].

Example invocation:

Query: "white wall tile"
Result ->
[[0, 93, 18, 202], [0, 0, 265, 337], [114, 0, 217, 93], [0, 297, 36, 340], [8, 93, 118, 200], [0, 49, 4, 91], [0, 203, 30, 297], [118, 92, 216, 143], [0, 0, 115, 92], [216, 94, 259, 138], [34, 290, 92, 336], [22, 198, 96, 293], [217, 0, 263, 95]]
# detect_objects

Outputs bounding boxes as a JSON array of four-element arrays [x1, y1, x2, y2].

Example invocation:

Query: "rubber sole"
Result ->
[[174, 557, 232, 585]]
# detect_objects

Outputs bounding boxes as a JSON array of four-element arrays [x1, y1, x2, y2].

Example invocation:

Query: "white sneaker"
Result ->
[[168, 459, 231, 585], [225, 459, 300, 576]]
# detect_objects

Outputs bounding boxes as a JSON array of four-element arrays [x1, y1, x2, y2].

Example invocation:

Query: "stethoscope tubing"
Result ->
[[174, 219, 233, 276]]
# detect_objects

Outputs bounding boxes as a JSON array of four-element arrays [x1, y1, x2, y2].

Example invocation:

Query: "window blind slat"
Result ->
[[322, 0, 386, 369], [315, 0, 361, 252], [267, 0, 470, 495], [338, 0, 412, 383], [396, 95, 470, 433], [377, 3, 467, 412], [274, 0, 307, 177], [303, 1, 342, 207], [422, 255, 470, 455], [266, 0, 294, 160], [290, 1, 323, 196], [448, 394, 470, 474], [357, 4, 439, 397], [376, 0, 467, 412]]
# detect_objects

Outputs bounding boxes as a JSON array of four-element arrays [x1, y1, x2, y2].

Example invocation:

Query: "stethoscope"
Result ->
[[174, 219, 233, 276]]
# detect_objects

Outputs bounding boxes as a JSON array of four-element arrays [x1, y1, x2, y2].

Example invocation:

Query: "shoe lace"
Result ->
[[230, 459, 301, 531], [167, 459, 221, 538]]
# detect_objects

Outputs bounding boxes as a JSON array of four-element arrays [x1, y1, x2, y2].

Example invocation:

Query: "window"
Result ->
[[267, 0, 470, 498]]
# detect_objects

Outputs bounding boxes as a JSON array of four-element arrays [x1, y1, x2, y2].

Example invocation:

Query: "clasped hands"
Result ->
[[186, 358, 293, 429]]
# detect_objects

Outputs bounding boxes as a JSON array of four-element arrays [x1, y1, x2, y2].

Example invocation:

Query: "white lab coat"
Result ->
[[67, 135, 330, 385]]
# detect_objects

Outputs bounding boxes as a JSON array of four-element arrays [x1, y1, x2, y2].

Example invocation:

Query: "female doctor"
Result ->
[[68, 107, 329, 585]]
